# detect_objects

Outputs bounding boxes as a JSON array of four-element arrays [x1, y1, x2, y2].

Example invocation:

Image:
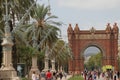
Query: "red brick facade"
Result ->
[[67, 23, 119, 74]]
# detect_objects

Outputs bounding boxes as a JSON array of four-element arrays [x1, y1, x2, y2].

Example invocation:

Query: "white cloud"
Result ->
[[58, 0, 120, 10]]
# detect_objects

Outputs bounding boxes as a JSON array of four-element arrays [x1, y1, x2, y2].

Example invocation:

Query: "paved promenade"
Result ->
[[57, 75, 103, 80]]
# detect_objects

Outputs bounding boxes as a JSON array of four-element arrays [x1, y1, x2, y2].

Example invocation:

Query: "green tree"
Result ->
[[85, 52, 102, 70], [25, 4, 62, 53], [48, 39, 73, 71], [23, 4, 62, 71]]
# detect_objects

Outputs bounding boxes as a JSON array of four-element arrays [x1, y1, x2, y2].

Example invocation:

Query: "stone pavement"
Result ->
[[57, 75, 72, 80]]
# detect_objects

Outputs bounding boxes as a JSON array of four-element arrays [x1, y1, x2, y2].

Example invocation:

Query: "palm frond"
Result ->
[[34, 4, 44, 20], [46, 20, 63, 26], [45, 15, 58, 21]]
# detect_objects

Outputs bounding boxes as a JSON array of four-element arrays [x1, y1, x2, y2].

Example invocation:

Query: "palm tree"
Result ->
[[25, 4, 62, 52], [49, 39, 73, 71], [24, 4, 62, 73]]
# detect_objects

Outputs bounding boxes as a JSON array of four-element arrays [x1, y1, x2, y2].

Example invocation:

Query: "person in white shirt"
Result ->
[[32, 71, 37, 80]]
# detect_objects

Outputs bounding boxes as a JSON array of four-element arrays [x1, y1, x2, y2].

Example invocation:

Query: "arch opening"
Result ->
[[83, 46, 102, 71]]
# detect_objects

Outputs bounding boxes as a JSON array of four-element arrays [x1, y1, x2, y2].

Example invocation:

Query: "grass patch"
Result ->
[[68, 75, 84, 80]]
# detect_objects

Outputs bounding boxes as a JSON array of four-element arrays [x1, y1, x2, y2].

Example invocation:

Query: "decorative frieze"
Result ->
[[78, 34, 109, 39]]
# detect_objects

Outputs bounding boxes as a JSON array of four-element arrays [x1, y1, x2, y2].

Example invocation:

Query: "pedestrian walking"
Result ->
[[46, 70, 52, 80], [32, 71, 37, 80], [59, 72, 63, 80], [40, 71, 46, 80], [36, 73, 40, 80], [52, 72, 57, 80], [63, 72, 67, 79]]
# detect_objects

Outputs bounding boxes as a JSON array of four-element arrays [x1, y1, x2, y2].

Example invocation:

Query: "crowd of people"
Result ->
[[82, 70, 120, 80], [31, 70, 67, 80]]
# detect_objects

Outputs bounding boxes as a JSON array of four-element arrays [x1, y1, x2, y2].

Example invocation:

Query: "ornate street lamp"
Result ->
[[42, 0, 52, 71], [0, 0, 37, 79], [47, 0, 51, 16], [51, 58, 56, 72], [0, 0, 18, 79], [43, 46, 49, 71], [29, 22, 40, 78]]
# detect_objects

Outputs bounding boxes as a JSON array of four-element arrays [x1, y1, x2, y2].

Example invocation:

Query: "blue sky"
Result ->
[[37, 0, 120, 42]]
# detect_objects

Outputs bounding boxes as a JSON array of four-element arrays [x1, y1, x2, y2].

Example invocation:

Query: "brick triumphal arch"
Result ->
[[67, 23, 119, 74]]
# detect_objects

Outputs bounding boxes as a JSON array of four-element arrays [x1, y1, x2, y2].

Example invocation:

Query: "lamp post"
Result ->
[[47, 0, 51, 16], [29, 22, 40, 78], [42, 0, 52, 71], [51, 58, 56, 72], [0, 0, 18, 79], [43, 46, 49, 71]]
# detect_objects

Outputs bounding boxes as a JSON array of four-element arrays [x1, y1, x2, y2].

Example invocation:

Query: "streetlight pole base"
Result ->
[[29, 67, 40, 79], [0, 38, 19, 80], [0, 69, 20, 80]]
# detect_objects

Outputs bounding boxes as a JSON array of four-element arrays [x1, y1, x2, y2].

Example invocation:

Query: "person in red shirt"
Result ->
[[46, 70, 52, 80]]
